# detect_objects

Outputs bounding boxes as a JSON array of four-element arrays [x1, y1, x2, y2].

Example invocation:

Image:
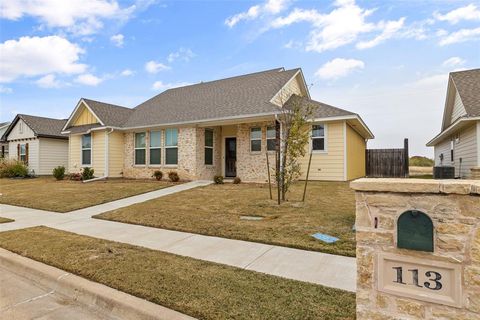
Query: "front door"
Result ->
[[225, 137, 237, 177]]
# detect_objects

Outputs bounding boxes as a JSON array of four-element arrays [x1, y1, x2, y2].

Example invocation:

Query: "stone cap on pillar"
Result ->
[[350, 178, 480, 195]]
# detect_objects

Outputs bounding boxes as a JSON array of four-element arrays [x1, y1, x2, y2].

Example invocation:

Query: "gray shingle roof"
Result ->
[[286, 95, 355, 118], [122, 68, 299, 127], [64, 123, 103, 134], [2, 115, 67, 141], [451, 68, 480, 117], [81, 98, 133, 127]]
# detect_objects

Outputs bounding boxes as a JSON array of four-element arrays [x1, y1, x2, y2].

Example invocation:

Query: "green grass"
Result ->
[[0, 177, 175, 212], [0, 227, 355, 320], [95, 181, 356, 257], [0, 217, 13, 224]]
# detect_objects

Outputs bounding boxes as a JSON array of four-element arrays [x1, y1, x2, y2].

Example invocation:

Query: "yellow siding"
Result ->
[[299, 121, 345, 181], [68, 135, 82, 173], [108, 131, 124, 177], [73, 104, 99, 126], [272, 73, 306, 106], [92, 130, 105, 176], [346, 124, 366, 180]]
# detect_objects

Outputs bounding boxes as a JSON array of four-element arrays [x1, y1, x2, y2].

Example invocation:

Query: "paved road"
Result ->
[[0, 267, 118, 320]]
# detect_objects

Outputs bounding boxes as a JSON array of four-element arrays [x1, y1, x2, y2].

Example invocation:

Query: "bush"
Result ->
[[168, 171, 180, 182], [0, 159, 28, 178], [152, 170, 163, 181], [409, 156, 434, 167], [81, 167, 95, 180], [52, 166, 65, 180], [69, 173, 82, 181], [213, 175, 224, 184], [233, 177, 241, 184]]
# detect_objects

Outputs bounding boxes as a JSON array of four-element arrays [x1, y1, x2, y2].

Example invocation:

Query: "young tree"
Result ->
[[275, 94, 314, 201]]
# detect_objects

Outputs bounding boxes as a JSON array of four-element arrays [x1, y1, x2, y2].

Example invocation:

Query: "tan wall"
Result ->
[[68, 135, 81, 173], [73, 104, 99, 126], [195, 127, 222, 180], [346, 124, 366, 180], [271, 73, 307, 106], [352, 179, 480, 320], [38, 138, 69, 175], [299, 121, 345, 181], [68, 131, 105, 177], [108, 131, 124, 177]]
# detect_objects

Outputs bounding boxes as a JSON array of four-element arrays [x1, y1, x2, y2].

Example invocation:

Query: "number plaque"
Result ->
[[377, 253, 462, 307]]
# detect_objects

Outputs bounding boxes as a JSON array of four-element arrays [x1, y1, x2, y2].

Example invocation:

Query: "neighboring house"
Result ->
[[427, 68, 480, 179], [0, 122, 11, 158], [63, 68, 374, 182], [1, 114, 68, 175]]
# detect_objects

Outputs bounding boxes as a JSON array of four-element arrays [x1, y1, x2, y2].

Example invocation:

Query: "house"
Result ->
[[0, 122, 11, 158], [62, 68, 374, 182], [427, 68, 480, 179], [1, 114, 68, 175]]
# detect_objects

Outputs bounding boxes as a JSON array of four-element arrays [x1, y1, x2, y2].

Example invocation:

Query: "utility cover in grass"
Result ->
[[240, 215, 264, 221], [312, 233, 339, 243]]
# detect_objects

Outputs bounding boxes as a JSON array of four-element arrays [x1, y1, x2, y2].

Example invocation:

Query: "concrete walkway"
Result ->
[[0, 180, 356, 292]]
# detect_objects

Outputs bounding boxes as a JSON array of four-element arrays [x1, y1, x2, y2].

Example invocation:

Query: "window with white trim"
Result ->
[[205, 129, 214, 165], [165, 128, 178, 165], [19, 144, 27, 162], [266, 126, 276, 151], [135, 132, 146, 165], [149, 131, 161, 165], [250, 127, 261, 152], [312, 124, 325, 151], [81, 134, 92, 165]]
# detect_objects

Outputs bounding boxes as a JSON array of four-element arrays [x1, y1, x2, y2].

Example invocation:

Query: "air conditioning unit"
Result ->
[[433, 166, 455, 179]]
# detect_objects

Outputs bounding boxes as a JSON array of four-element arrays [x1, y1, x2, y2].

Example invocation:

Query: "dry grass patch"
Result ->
[[96, 181, 356, 257], [0, 177, 174, 212], [0, 227, 355, 320], [0, 217, 13, 224]]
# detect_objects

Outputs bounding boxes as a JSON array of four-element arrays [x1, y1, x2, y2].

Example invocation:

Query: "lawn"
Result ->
[[96, 181, 356, 257], [0, 217, 13, 223], [0, 227, 355, 320], [0, 177, 174, 212]]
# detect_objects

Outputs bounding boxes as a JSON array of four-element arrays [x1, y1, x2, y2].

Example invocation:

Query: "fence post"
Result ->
[[404, 138, 409, 178]]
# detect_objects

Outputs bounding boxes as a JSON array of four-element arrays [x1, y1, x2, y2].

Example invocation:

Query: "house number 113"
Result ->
[[392, 267, 442, 290]]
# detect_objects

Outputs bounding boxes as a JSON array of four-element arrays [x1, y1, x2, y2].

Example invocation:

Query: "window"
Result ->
[[135, 132, 146, 165], [312, 124, 326, 151], [267, 126, 276, 151], [81, 134, 91, 165], [205, 129, 214, 165], [149, 131, 161, 165], [19, 144, 27, 162], [250, 127, 261, 152], [450, 139, 454, 162], [165, 128, 178, 165]]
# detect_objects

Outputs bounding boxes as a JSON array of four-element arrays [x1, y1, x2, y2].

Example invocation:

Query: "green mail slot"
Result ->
[[397, 210, 434, 252]]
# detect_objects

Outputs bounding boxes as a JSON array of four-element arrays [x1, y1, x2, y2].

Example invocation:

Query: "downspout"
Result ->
[[83, 128, 114, 183]]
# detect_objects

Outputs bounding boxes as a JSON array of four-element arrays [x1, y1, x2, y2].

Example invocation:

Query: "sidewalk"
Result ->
[[0, 181, 356, 292]]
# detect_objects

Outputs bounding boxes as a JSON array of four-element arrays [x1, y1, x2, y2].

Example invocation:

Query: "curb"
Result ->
[[0, 248, 195, 320]]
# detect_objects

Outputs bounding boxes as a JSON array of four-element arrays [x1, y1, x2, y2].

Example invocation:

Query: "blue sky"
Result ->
[[1, 0, 479, 156]]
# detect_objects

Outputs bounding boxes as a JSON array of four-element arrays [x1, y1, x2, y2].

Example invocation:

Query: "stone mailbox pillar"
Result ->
[[351, 178, 480, 320]]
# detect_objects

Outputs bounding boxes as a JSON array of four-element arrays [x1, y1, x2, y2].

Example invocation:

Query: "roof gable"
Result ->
[[2, 114, 67, 141]]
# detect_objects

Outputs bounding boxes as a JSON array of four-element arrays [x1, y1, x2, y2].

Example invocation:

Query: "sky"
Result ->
[[0, 0, 479, 157]]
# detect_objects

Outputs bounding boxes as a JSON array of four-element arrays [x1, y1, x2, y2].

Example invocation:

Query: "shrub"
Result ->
[[52, 166, 65, 180], [213, 175, 224, 184], [81, 167, 95, 180], [0, 159, 28, 178], [69, 173, 82, 181], [233, 177, 241, 184], [168, 171, 180, 182], [152, 170, 163, 181], [409, 156, 434, 167]]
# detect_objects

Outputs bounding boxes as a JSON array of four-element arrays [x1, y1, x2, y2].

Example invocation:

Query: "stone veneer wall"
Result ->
[[351, 178, 480, 320], [471, 167, 480, 180], [236, 121, 275, 182], [195, 127, 222, 180]]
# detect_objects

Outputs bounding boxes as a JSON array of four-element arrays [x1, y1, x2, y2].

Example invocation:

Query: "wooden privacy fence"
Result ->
[[366, 139, 409, 178]]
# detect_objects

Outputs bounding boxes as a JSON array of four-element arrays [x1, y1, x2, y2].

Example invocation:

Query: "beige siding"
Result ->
[[434, 139, 452, 166], [92, 130, 105, 176], [108, 131, 124, 177], [73, 103, 100, 126], [346, 124, 366, 180], [9, 139, 39, 173], [299, 121, 345, 181], [271, 73, 307, 106], [451, 89, 467, 123], [454, 124, 477, 178], [38, 138, 69, 175], [68, 135, 82, 173], [7, 119, 35, 140]]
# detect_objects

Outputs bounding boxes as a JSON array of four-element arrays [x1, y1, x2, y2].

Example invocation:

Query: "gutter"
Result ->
[[83, 128, 114, 183], [426, 116, 480, 146]]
